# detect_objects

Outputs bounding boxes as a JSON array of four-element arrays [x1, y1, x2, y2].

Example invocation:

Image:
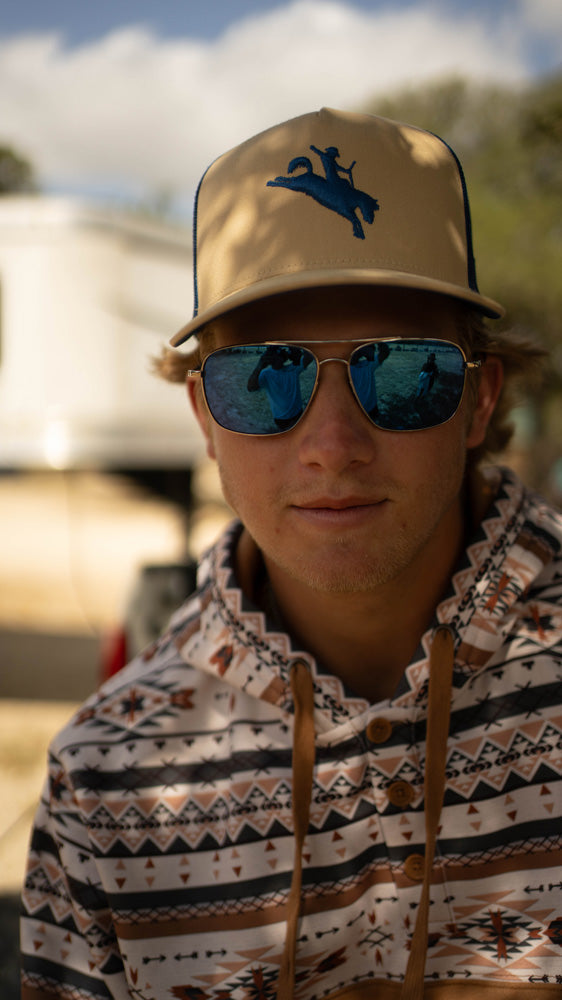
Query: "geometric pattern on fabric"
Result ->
[[21, 469, 562, 999]]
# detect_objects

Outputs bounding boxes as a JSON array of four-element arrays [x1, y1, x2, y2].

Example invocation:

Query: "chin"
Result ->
[[279, 548, 404, 595]]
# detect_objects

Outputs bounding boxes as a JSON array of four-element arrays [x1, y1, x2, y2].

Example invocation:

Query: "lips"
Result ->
[[295, 497, 382, 510], [289, 497, 389, 529]]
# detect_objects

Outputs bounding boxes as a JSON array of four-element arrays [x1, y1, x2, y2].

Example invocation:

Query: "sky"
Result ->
[[0, 0, 560, 216]]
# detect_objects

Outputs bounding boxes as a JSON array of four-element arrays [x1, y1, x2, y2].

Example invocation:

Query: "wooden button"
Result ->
[[404, 854, 425, 882], [387, 780, 415, 808], [366, 718, 392, 744]]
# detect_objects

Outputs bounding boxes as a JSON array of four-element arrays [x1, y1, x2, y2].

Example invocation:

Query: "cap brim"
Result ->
[[170, 268, 503, 347]]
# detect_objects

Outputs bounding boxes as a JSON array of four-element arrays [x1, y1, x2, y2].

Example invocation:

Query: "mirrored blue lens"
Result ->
[[202, 344, 317, 435], [349, 339, 466, 431]]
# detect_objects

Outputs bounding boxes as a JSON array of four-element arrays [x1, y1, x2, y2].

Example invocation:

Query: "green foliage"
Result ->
[[0, 146, 36, 194], [367, 75, 562, 341], [364, 74, 562, 495]]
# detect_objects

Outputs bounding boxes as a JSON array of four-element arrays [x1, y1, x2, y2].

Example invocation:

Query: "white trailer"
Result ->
[[0, 196, 203, 470]]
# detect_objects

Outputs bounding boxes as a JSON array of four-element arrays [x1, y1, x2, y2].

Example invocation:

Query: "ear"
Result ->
[[465, 356, 504, 451], [187, 377, 217, 461]]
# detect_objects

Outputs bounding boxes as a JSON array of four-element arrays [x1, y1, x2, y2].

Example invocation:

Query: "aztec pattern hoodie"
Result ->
[[21, 468, 562, 1000]]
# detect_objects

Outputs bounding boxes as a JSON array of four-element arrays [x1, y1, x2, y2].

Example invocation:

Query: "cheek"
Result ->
[[395, 420, 468, 495], [214, 436, 286, 515]]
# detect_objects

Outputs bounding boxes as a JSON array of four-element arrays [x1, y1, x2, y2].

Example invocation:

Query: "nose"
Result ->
[[296, 360, 376, 472]]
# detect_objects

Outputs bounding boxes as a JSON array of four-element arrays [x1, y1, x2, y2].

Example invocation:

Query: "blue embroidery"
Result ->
[[267, 145, 379, 239]]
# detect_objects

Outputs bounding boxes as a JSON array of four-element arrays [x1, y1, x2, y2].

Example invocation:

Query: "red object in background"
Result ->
[[100, 628, 129, 681], [98, 562, 198, 684]]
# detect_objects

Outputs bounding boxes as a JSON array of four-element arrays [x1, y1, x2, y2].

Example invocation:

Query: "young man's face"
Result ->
[[189, 286, 500, 596]]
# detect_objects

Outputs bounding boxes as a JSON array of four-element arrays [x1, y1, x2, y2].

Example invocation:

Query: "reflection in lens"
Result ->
[[203, 345, 317, 434], [350, 340, 466, 431]]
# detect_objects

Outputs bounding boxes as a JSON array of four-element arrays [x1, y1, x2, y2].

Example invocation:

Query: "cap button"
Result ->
[[366, 717, 392, 744], [404, 853, 425, 882]]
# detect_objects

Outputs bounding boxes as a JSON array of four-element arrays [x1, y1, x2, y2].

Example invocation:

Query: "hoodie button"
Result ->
[[387, 780, 415, 808], [366, 718, 392, 744], [404, 854, 425, 882]]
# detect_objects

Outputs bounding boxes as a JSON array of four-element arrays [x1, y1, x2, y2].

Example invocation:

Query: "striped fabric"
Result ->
[[21, 468, 562, 999]]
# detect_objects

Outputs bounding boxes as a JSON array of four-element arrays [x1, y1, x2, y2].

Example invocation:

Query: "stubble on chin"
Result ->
[[220, 461, 466, 599], [265, 532, 417, 596]]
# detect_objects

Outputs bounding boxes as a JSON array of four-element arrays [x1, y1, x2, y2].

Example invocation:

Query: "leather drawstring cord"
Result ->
[[401, 624, 455, 1000], [278, 659, 316, 1000], [277, 628, 455, 1000]]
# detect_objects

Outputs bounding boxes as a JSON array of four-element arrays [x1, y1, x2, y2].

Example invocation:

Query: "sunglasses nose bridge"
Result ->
[[308, 355, 363, 419], [313, 355, 354, 397], [316, 356, 349, 368]]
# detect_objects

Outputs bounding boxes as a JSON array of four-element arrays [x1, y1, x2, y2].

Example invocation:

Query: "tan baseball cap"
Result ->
[[171, 107, 503, 347]]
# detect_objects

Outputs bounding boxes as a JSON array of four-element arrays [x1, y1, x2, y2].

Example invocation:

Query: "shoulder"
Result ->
[[484, 466, 562, 559], [50, 602, 200, 756], [51, 524, 245, 762], [518, 478, 562, 585]]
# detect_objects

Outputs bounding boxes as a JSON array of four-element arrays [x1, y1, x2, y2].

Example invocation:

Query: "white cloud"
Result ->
[[0, 0, 556, 207], [519, 0, 562, 33]]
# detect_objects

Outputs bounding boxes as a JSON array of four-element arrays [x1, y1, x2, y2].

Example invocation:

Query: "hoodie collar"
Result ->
[[175, 467, 558, 722]]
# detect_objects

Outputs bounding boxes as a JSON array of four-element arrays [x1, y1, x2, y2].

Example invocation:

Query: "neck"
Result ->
[[268, 537, 460, 703], [236, 492, 468, 704]]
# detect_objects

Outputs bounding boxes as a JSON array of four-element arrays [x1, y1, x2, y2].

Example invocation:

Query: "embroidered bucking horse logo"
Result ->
[[267, 144, 379, 240]]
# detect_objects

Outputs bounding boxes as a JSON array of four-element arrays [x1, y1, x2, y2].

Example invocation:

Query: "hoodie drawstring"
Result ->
[[401, 624, 455, 1000], [278, 626, 455, 999], [278, 658, 316, 1000]]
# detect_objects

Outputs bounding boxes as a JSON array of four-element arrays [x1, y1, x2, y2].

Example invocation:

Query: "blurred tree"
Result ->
[[365, 74, 562, 496], [0, 145, 36, 194]]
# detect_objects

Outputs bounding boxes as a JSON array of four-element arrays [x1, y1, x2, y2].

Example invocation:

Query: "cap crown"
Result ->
[[172, 108, 501, 346]]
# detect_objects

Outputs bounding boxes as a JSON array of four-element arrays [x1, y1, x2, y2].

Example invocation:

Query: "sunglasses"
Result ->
[[188, 338, 481, 436]]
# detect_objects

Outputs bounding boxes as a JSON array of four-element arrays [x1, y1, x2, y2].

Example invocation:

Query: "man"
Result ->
[[415, 351, 438, 398], [246, 344, 311, 430], [21, 109, 561, 1000]]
